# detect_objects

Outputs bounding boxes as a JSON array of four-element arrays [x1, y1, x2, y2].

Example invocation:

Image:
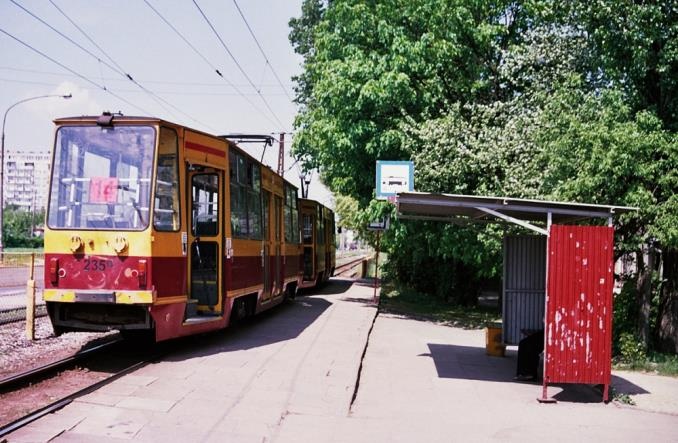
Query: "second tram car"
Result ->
[[299, 199, 336, 288], [43, 113, 333, 341]]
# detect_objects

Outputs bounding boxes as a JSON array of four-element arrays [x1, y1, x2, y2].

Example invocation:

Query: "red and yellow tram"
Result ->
[[299, 199, 336, 288], [43, 113, 331, 341]]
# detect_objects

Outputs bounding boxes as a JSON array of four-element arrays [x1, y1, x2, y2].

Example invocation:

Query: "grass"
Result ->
[[0, 249, 44, 267], [613, 352, 678, 377], [379, 281, 501, 330]]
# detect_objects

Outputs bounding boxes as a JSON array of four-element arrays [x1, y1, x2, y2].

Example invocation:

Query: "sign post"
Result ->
[[367, 218, 389, 304]]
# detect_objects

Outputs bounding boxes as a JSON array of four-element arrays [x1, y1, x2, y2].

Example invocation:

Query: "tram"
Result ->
[[43, 113, 331, 341], [299, 199, 336, 288]]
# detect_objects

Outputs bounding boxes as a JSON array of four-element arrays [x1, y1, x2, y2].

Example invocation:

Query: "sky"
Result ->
[[0, 0, 332, 206]]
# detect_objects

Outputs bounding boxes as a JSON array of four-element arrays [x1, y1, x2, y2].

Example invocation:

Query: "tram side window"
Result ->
[[229, 151, 262, 239], [303, 214, 313, 245], [154, 127, 180, 231], [317, 206, 325, 245], [192, 174, 219, 236], [292, 191, 299, 243], [248, 164, 262, 239], [284, 185, 295, 243]]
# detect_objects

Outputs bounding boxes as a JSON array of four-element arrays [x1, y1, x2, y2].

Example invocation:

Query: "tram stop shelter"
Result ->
[[395, 192, 637, 402]]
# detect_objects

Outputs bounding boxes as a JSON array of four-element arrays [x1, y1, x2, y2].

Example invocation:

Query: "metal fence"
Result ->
[[0, 252, 46, 326]]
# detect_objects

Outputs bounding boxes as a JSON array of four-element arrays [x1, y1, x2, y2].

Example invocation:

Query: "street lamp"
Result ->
[[0, 93, 72, 255]]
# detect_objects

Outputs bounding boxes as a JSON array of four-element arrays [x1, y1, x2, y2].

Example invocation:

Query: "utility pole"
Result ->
[[277, 132, 285, 176]]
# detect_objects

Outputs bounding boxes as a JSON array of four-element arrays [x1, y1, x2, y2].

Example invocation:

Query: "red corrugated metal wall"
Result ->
[[544, 225, 614, 386]]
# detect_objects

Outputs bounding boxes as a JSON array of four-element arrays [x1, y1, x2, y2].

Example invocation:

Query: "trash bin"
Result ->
[[485, 323, 505, 357]]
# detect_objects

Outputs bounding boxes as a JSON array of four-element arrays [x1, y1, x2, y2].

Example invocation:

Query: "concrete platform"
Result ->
[[7, 278, 678, 442]]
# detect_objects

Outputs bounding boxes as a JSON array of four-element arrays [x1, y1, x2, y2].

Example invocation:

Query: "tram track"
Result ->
[[0, 336, 166, 438], [334, 255, 369, 277]]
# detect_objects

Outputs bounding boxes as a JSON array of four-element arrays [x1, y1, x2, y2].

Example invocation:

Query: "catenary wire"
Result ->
[[192, 0, 287, 129], [144, 0, 280, 130], [45, 0, 218, 131], [0, 27, 153, 115], [10, 0, 183, 122], [0, 66, 292, 88], [232, 0, 293, 102]]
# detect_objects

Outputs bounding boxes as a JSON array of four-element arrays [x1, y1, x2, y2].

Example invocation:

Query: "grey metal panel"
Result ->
[[502, 236, 546, 344]]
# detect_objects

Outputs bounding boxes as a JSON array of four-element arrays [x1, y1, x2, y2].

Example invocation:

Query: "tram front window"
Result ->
[[48, 125, 156, 230]]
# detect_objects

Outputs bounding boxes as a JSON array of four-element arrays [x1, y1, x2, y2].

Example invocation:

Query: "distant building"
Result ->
[[2, 149, 51, 211]]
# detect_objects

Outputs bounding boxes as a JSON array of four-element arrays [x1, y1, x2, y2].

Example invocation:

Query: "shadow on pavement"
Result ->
[[425, 343, 516, 383], [298, 278, 354, 296], [610, 374, 650, 395], [425, 343, 649, 404], [163, 295, 332, 362]]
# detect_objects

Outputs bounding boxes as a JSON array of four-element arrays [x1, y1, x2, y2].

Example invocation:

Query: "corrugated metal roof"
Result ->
[[397, 192, 637, 227]]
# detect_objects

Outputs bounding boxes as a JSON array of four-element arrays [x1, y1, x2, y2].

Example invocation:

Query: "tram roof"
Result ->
[[396, 192, 637, 232]]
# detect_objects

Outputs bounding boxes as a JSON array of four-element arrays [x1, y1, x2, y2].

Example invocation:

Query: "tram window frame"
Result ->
[[153, 127, 180, 232], [229, 150, 262, 240], [284, 185, 297, 243], [191, 173, 219, 237], [317, 206, 325, 245], [47, 125, 155, 231]]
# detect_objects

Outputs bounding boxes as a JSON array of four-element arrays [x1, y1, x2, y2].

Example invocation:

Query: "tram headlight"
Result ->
[[70, 235, 84, 253], [112, 235, 129, 254]]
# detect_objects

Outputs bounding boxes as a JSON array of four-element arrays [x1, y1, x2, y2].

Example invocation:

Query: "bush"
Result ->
[[618, 332, 647, 365]]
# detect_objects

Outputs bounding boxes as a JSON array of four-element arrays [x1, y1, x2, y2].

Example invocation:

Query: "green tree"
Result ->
[[290, 0, 516, 203], [2, 206, 44, 248]]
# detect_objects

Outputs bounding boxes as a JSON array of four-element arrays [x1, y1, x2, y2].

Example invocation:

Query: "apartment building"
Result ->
[[2, 149, 51, 211]]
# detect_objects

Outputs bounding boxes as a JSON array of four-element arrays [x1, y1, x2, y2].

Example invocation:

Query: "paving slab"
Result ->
[[6, 277, 678, 442]]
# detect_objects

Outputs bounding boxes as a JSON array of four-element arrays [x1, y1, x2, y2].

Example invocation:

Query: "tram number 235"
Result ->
[[83, 259, 115, 271]]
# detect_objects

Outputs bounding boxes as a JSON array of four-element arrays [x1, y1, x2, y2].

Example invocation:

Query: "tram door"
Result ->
[[187, 168, 223, 315], [303, 212, 315, 280], [262, 191, 272, 302], [262, 192, 283, 301], [274, 196, 283, 294]]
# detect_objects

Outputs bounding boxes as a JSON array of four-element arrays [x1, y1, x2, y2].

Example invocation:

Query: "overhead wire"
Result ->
[[45, 0, 218, 132], [0, 27, 153, 115], [0, 76, 288, 96], [0, 66, 292, 88], [232, 0, 294, 102], [192, 0, 287, 129], [144, 0, 280, 130], [10, 0, 218, 131]]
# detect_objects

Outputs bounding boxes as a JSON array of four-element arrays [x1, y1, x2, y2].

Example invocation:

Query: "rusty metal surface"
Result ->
[[544, 225, 613, 386], [502, 236, 546, 345]]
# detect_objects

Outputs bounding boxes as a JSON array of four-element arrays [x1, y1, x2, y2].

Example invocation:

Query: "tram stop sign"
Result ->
[[376, 160, 414, 200], [367, 217, 390, 231]]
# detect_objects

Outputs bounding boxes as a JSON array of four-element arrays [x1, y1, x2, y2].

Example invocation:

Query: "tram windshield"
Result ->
[[47, 125, 156, 230]]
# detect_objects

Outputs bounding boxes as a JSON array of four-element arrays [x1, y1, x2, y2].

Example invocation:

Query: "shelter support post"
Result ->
[[538, 212, 556, 403]]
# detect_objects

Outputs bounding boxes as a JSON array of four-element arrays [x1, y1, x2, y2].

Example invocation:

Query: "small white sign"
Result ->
[[376, 161, 414, 199]]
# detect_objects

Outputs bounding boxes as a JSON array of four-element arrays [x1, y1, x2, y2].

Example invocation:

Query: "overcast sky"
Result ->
[[0, 0, 332, 205]]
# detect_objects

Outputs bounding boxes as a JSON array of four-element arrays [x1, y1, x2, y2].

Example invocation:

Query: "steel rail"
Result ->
[[0, 356, 150, 438], [334, 255, 369, 276], [0, 336, 122, 391]]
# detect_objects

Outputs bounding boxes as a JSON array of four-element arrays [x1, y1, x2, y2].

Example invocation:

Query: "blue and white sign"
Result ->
[[376, 160, 414, 199]]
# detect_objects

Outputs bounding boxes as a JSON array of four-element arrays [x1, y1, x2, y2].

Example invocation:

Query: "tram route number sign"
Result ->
[[376, 160, 414, 200]]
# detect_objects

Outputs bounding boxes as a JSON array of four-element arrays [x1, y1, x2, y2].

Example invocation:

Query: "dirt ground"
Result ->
[[0, 318, 118, 427]]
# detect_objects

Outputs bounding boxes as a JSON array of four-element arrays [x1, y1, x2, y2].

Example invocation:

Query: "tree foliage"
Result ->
[[2, 206, 44, 248], [289, 0, 678, 351]]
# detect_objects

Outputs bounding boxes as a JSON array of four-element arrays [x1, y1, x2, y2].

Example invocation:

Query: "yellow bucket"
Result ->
[[485, 325, 505, 357]]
